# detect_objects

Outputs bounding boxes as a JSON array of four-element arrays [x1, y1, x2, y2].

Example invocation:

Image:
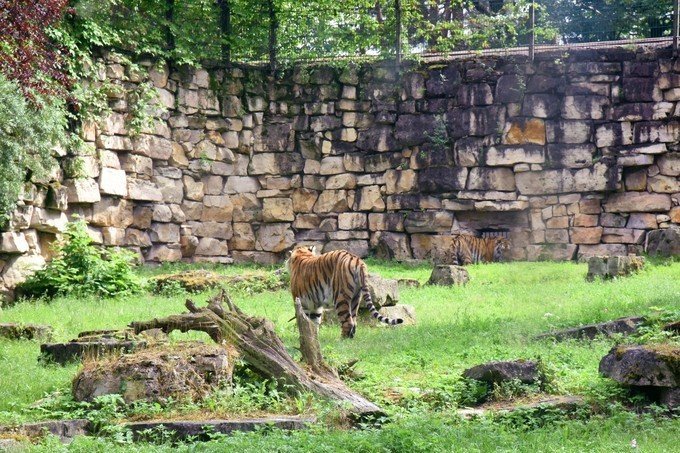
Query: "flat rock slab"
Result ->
[[40, 340, 146, 365], [126, 417, 315, 441], [586, 255, 645, 281], [463, 360, 538, 385], [0, 419, 89, 443], [457, 396, 585, 419], [535, 316, 645, 341], [0, 323, 53, 341]]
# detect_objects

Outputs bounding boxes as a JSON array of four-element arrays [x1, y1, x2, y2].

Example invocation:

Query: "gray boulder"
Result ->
[[428, 265, 470, 286], [599, 344, 679, 409], [646, 226, 680, 257], [463, 360, 539, 385], [586, 255, 645, 281], [366, 273, 399, 308]]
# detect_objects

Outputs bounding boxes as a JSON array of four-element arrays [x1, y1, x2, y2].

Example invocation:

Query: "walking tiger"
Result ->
[[448, 234, 511, 265], [287, 246, 403, 338]]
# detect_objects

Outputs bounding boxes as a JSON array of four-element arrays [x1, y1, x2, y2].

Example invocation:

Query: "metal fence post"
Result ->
[[674, 0, 680, 53], [268, 0, 277, 74], [529, 1, 535, 62], [217, 0, 231, 66], [395, 0, 402, 65]]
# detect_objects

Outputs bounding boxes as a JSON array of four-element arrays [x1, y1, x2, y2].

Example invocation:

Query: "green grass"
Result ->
[[0, 259, 678, 451]]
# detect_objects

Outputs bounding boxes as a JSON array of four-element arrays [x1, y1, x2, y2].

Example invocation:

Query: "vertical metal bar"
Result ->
[[674, 0, 680, 53], [395, 0, 402, 65], [165, 0, 175, 52], [529, 1, 535, 62], [268, 0, 277, 73], [218, 0, 231, 66]]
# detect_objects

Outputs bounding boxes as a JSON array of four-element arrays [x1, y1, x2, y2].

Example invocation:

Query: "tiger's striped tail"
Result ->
[[361, 287, 403, 326]]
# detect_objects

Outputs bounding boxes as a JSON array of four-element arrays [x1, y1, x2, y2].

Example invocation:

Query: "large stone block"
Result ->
[[495, 74, 524, 103], [485, 145, 544, 166], [516, 162, 617, 195], [132, 135, 173, 160], [467, 167, 516, 191], [546, 120, 591, 144], [248, 153, 304, 175], [404, 211, 453, 233], [0, 232, 29, 254], [604, 192, 671, 213], [562, 95, 608, 120], [99, 168, 127, 197], [657, 153, 680, 176], [419, 167, 468, 193], [149, 223, 180, 243], [356, 186, 384, 211], [66, 179, 101, 204], [262, 198, 294, 222], [395, 115, 439, 147], [426, 66, 461, 97], [522, 94, 560, 118], [256, 223, 295, 252], [370, 232, 412, 260], [127, 179, 163, 202], [449, 106, 502, 137], [648, 175, 680, 193], [570, 227, 603, 244], [547, 144, 595, 169], [503, 118, 545, 145]]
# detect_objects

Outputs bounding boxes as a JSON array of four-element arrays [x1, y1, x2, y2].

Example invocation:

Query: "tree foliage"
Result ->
[[0, 0, 71, 101], [0, 75, 65, 226]]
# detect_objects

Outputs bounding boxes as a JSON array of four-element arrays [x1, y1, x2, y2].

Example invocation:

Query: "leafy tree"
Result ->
[[0, 0, 71, 101]]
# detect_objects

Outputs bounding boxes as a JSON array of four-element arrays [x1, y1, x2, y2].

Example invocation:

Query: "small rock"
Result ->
[[427, 265, 470, 286], [366, 273, 399, 308], [397, 278, 421, 288], [586, 255, 645, 281], [463, 360, 539, 385]]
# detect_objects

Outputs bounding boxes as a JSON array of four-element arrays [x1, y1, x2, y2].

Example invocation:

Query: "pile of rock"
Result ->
[[72, 343, 232, 404]]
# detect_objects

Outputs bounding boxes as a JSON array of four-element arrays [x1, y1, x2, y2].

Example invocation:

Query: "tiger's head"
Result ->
[[493, 237, 511, 262], [285, 245, 318, 271]]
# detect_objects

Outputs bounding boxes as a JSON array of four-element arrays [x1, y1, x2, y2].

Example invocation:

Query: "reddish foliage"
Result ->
[[0, 0, 72, 101]]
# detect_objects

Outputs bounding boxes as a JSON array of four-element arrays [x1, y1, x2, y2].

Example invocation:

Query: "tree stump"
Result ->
[[129, 290, 382, 418]]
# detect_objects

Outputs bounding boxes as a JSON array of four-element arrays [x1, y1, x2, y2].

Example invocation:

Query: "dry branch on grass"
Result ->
[[129, 290, 382, 417]]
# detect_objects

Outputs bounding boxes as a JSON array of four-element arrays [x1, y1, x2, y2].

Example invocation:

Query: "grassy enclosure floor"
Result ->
[[0, 259, 678, 451]]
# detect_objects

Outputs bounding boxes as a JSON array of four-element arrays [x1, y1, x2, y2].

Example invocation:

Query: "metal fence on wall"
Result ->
[[222, 0, 680, 69]]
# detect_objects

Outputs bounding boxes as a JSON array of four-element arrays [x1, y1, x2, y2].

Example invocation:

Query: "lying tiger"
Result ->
[[448, 234, 511, 265], [287, 246, 403, 338]]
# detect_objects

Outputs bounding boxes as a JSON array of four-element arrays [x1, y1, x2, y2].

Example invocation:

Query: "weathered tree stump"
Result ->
[[129, 290, 382, 418]]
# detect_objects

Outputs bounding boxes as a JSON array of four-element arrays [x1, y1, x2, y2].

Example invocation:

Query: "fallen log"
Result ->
[[129, 290, 382, 418]]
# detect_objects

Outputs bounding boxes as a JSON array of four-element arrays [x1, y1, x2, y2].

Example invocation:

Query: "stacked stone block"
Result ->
[[1, 45, 680, 296]]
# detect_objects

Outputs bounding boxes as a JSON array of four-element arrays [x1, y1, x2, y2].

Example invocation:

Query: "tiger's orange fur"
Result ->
[[287, 246, 403, 338], [450, 234, 510, 265]]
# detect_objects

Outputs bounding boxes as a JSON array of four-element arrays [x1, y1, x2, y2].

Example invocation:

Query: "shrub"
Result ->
[[19, 220, 142, 299], [0, 74, 67, 226]]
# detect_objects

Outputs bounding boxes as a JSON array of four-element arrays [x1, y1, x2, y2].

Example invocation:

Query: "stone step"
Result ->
[[0, 419, 89, 443], [125, 417, 315, 441], [535, 316, 645, 341], [0, 323, 53, 341], [40, 340, 146, 365], [457, 396, 585, 419]]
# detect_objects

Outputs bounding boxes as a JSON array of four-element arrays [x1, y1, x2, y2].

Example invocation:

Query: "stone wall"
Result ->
[[2, 44, 680, 296]]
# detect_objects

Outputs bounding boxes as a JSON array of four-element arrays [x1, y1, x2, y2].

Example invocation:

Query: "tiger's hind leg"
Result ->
[[334, 291, 356, 339]]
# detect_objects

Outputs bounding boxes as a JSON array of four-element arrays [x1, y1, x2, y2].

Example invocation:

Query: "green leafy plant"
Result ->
[[0, 74, 66, 227], [19, 219, 142, 299]]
